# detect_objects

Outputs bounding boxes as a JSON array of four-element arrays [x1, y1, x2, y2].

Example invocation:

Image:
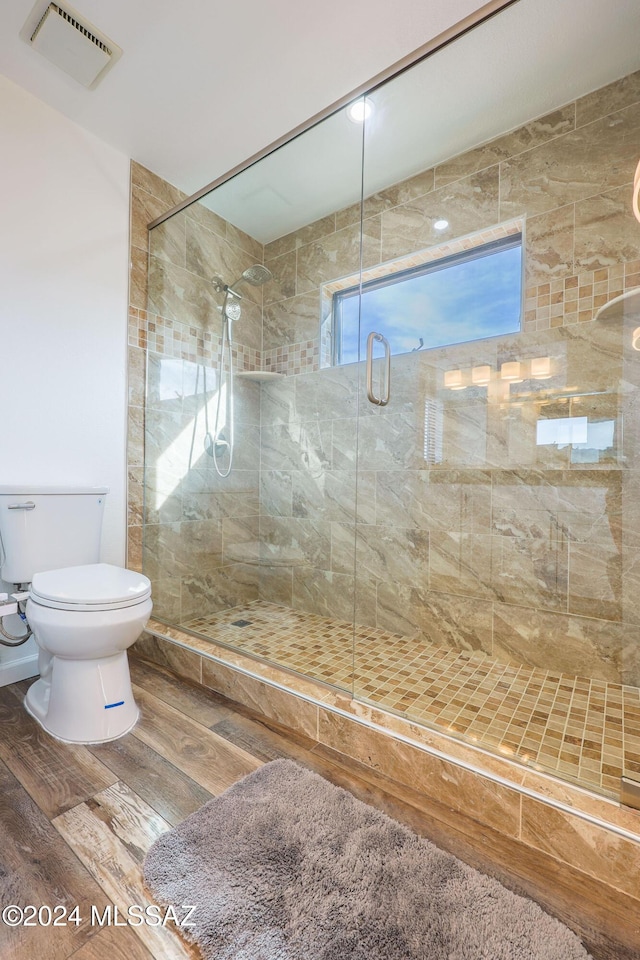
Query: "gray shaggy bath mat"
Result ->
[[143, 758, 592, 960]]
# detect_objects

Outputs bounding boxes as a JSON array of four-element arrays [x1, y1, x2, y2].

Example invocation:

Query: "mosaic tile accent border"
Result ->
[[263, 338, 320, 375], [128, 307, 261, 370], [524, 261, 640, 331], [184, 600, 640, 799]]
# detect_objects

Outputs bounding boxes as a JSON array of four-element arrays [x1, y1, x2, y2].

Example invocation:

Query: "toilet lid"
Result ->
[[30, 563, 151, 611]]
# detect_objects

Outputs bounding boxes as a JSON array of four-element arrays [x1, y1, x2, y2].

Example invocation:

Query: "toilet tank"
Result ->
[[0, 486, 108, 584]]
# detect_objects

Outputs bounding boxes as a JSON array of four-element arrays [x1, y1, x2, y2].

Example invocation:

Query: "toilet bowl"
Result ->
[[24, 563, 152, 744]]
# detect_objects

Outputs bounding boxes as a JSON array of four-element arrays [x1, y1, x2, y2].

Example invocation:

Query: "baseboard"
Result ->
[[0, 652, 38, 687]]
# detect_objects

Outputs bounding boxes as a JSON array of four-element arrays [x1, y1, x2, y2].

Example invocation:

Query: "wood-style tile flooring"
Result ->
[[0, 656, 638, 960]]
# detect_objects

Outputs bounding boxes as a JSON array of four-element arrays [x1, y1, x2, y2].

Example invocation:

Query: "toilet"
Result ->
[[0, 485, 152, 744]]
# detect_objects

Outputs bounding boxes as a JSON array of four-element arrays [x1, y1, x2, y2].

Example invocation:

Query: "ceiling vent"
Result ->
[[20, 1, 122, 89]]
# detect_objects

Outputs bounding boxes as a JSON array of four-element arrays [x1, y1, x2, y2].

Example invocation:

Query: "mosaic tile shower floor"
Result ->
[[184, 600, 640, 799]]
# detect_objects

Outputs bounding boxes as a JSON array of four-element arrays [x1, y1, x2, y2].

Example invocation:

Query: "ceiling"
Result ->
[[0, 0, 491, 197], [204, 0, 640, 241], [2, 0, 639, 243]]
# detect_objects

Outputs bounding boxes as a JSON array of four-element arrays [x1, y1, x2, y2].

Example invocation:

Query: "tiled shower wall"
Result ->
[[127, 161, 264, 620], [128, 69, 640, 686]]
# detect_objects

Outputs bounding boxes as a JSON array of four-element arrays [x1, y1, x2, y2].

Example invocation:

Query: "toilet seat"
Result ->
[[30, 562, 151, 612]]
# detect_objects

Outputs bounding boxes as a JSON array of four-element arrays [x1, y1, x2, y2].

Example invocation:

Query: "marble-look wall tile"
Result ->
[[574, 185, 640, 272], [259, 515, 332, 570], [128, 345, 146, 407], [264, 213, 336, 263], [291, 568, 369, 624], [259, 375, 297, 427], [260, 469, 293, 517], [143, 468, 183, 524], [148, 257, 215, 328], [144, 406, 186, 480], [490, 535, 568, 611], [184, 199, 227, 241], [500, 102, 640, 219], [381, 166, 500, 263], [371, 168, 436, 211], [257, 564, 293, 608], [140, 520, 174, 579], [291, 469, 362, 524], [148, 577, 182, 622], [520, 795, 640, 900], [332, 522, 428, 586], [225, 221, 263, 263], [492, 603, 624, 681], [375, 585, 493, 654], [221, 422, 261, 471], [336, 411, 422, 472], [131, 162, 186, 209], [127, 466, 144, 527], [335, 169, 437, 232], [568, 541, 622, 622], [222, 515, 260, 563], [181, 563, 259, 620], [575, 69, 640, 128], [296, 218, 382, 295], [127, 524, 142, 572], [130, 184, 170, 253], [491, 470, 622, 543], [145, 519, 222, 580], [127, 406, 145, 468], [148, 212, 186, 269], [439, 399, 490, 467], [435, 105, 576, 188], [185, 218, 253, 296], [523, 203, 575, 286], [263, 292, 321, 349], [201, 658, 318, 738], [429, 533, 493, 600], [129, 246, 149, 310], [293, 366, 360, 422], [132, 633, 202, 684], [263, 249, 297, 305], [317, 710, 521, 837], [260, 419, 333, 473], [375, 470, 492, 532]]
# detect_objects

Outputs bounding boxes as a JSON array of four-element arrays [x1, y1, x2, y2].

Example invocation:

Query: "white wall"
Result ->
[[0, 74, 130, 681]]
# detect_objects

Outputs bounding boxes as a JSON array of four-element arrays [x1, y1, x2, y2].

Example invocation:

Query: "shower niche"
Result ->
[[141, 0, 640, 800]]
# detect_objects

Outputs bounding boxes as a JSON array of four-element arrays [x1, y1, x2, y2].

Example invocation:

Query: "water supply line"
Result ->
[[0, 590, 32, 646]]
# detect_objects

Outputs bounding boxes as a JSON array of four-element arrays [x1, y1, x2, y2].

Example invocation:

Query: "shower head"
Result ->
[[213, 265, 272, 298], [238, 264, 272, 286], [225, 264, 273, 297]]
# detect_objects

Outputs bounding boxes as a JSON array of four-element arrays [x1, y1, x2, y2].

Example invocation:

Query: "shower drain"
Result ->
[[230, 619, 252, 627]]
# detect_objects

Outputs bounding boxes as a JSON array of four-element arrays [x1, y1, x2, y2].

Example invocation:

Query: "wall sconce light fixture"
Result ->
[[530, 356, 552, 379], [633, 327, 640, 351], [633, 159, 640, 224], [500, 361, 522, 382], [444, 369, 465, 389], [471, 364, 491, 385]]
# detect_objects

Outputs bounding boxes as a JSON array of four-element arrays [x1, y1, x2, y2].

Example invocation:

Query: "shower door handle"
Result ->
[[366, 332, 391, 406]]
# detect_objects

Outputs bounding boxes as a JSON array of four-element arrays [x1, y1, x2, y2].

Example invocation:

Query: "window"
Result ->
[[332, 234, 523, 365]]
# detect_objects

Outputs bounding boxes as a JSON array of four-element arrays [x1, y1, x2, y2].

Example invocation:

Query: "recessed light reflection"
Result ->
[[433, 218, 449, 231], [346, 98, 373, 123]]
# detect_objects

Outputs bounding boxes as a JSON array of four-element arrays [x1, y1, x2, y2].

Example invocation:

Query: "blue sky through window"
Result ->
[[336, 241, 522, 364]]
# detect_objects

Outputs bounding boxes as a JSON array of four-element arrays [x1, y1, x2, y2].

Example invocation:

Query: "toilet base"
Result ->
[[25, 651, 139, 744]]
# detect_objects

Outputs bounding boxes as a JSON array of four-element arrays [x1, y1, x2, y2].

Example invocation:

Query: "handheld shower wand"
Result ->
[[209, 265, 272, 478]]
